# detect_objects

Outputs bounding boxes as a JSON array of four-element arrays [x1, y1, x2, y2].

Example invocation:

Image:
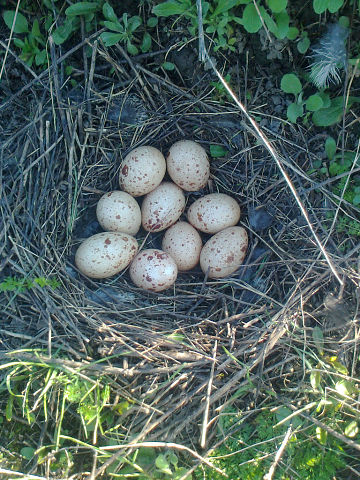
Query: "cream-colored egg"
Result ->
[[142, 182, 186, 232], [162, 221, 202, 271], [200, 226, 248, 278], [75, 232, 138, 278], [119, 146, 166, 196], [129, 249, 178, 292], [187, 193, 240, 234], [96, 191, 141, 235], [166, 140, 210, 191]]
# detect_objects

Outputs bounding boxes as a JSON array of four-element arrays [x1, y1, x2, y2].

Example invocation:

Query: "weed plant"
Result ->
[[0, 276, 60, 292], [0, 353, 191, 478], [2, 1, 154, 70], [194, 408, 347, 480], [194, 331, 359, 479]]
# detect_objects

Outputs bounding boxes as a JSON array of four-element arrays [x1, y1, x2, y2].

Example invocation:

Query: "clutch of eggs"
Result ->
[[74, 141, 248, 290]]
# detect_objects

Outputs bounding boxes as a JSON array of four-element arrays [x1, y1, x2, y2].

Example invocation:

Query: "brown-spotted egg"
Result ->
[[162, 221, 202, 271], [129, 249, 178, 292], [75, 232, 138, 278], [96, 191, 141, 235], [142, 182, 186, 232], [166, 140, 210, 191], [187, 193, 240, 234], [119, 146, 166, 196], [200, 226, 248, 278]]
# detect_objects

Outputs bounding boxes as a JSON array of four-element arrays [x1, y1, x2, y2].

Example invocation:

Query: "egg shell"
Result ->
[[96, 191, 141, 235], [162, 221, 202, 271], [130, 249, 178, 292], [200, 226, 248, 278], [75, 232, 138, 279], [119, 146, 166, 197], [166, 140, 210, 191], [142, 182, 186, 232], [187, 193, 241, 234]]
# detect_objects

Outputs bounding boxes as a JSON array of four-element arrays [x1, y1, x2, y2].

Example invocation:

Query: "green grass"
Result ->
[[0, 276, 60, 292], [194, 408, 348, 480], [0, 352, 193, 478], [194, 329, 360, 480]]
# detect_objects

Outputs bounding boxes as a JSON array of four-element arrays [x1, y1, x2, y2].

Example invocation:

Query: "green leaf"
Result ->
[[287, 26, 299, 39], [6, 395, 13, 421], [31, 19, 42, 39], [152, 0, 190, 17], [20, 446, 36, 460], [242, 4, 262, 33], [344, 421, 358, 438], [268, 0, 288, 13], [312, 97, 346, 127], [35, 50, 47, 66], [115, 400, 130, 415], [104, 20, 124, 33], [353, 194, 360, 205], [210, 144, 228, 157], [166, 332, 186, 343], [297, 35, 310, 54], [273, 11, 289, 39], [141, 32, 152, 53], [212, 0, 242, 16], [275, 406, 302, 427], [155, 454, 172, 475], [339, 16, 350, 28], [3, 10, 29, 33], [335, 379, 355, 396], [261, 8, 277, 34], [52, 19, 75, 45], [65, 2, 99, 16], [281, 73, 302, 94], [13, 38, 25, 48], [318, 91, 331, 108], [103, 2, 118, 22], [126, 40, 138, 55], [330, 359, 348, 375], [174, 467, 191, 480], [312, 326, 324, 355], [280, 73, 302, 95], [169, 452, 178, 466], [100, 32, 123, 47], [306, 94, 324, 111], [325, 136, 337, 160], [287, 102, 303, 123], [313, 0, 329, 14], [316, 426, 328, 444], [310, 370, 321, 389], [147, 16, 158, 27], [128, 16, 142, 33], [162, 61, 175, 70], [328, 0, 343, 13]]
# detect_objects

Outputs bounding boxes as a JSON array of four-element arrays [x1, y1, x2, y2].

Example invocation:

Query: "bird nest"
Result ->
[[1, 38, 360, 473]]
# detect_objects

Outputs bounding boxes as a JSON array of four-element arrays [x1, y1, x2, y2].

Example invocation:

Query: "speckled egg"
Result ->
[[200, 226, 248, 278], [187, 193, 240, 234], [166, 140, 210, 191], [96, 191, 141, 235], [119, 146, 166, 196], [142, 182, 186, 232], [129, 249, 178, 292], [75, 232, 138, 278], [161, 221, 202, 271]]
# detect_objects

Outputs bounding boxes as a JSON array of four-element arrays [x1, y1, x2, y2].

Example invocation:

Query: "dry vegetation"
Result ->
[[1, 13, 360, 479]]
